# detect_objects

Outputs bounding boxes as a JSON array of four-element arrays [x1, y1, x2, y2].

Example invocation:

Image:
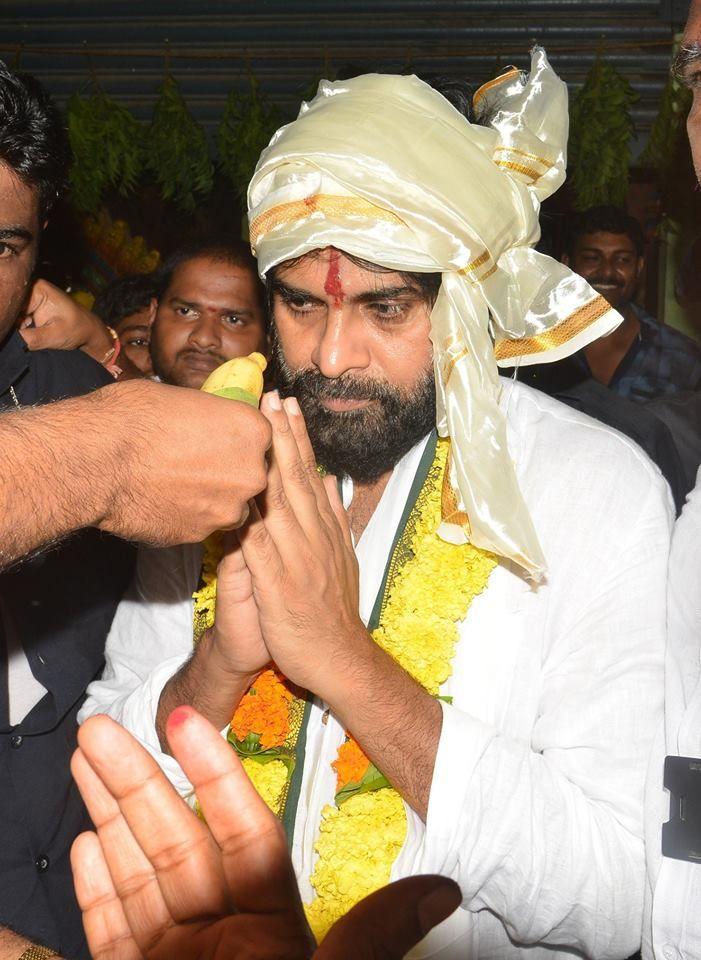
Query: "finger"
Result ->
[[76, 717, 231, 930], [238, 497, 285, 587], [71, 745, 175, 952], [17, 324, 54, 351], [283, 396, 331, 501], [71, 831, 143, 960], [261, 392, 321, 536], [316, 875, 461, 960], [166, 706, 304, 917], [22, 280, 48, 320], [323, 475, 354, 552]]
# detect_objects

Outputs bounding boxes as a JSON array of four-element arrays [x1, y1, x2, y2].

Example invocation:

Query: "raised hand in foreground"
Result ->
[[71, 708, 461, 960]]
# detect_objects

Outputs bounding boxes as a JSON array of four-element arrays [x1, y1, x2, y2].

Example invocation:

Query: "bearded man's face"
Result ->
[[269, 248, 437, 482]]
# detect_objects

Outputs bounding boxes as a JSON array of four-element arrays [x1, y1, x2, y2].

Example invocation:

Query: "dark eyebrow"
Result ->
[[169, 297, 200, 310], [271, 279, 326, 305], [119, 322, 150, 335], [354, 285, 420, 304], [271, 278, 422, 305], [0, 226, 34, 243]]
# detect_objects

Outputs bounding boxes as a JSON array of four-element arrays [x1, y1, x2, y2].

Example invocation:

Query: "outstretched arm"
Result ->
[[0, 379, 270, 570]]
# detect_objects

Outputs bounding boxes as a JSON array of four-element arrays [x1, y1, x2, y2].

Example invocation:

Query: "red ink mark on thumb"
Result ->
[[168, 705, 195, 729]]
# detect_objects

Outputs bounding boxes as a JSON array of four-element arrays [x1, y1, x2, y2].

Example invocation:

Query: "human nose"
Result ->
[[311, 310, 371, 378], [188, 313, 220, 350]]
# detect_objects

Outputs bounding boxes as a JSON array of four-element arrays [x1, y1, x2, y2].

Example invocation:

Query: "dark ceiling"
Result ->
[[0, 0, 691, 152]]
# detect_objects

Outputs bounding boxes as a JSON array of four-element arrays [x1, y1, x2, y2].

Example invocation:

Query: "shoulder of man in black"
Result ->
[[0, 328, 113, 410]]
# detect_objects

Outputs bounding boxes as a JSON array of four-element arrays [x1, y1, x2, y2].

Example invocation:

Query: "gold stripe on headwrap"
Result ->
[[458, 250, 499, 284], [493, 294, 611, 361], [492, 145, 555, 170], [494, 160, 543, 184], [472, 66, 521, 109], [250, 194, 405, 248]]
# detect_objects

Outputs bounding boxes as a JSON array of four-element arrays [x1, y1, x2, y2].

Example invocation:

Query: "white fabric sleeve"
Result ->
[[409, 472, 672, 959], [79, 543, 202, 796]]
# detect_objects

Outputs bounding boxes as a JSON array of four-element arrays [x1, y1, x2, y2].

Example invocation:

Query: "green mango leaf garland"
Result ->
[[568, 54, 638, 210], [640, 70, 692, 174], [147, 74, 213, 213], [217, 74, 279, 203], [67, 88, 145, 214]]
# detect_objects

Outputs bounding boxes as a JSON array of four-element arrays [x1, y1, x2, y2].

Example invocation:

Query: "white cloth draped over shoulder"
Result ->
[[247, 48, 622, 579]]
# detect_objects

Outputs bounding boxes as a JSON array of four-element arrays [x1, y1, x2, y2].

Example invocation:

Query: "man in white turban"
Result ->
[[83, 50, 672, 958]]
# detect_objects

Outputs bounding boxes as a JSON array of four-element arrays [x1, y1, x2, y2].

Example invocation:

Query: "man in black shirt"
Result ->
[[0, 62, 134, 959]]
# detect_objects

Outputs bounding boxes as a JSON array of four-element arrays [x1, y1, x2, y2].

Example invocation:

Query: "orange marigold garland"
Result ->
[[332, 736, 371, 793], [230, 668, 294, 749]]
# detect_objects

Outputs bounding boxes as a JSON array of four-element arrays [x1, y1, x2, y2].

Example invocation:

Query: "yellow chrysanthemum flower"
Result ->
[[241, 758, 289, 813], [305, 789, 407, 942]]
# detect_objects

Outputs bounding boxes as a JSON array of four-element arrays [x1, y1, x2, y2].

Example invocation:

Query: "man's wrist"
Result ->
[[82, 312, 114, 362], [315, 624, 379, 708], [206, 628, 262, 690]]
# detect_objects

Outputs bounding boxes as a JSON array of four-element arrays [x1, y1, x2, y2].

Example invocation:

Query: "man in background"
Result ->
[[148, 240, 267, 389], [93, 272, 159, 377], [522, 205, 701, 400]]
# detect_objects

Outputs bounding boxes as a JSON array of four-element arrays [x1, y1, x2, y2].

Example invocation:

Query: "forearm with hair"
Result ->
[[156, 628, 254, 753], [321, 630, 442, 820], [0, 389, 122, 570]]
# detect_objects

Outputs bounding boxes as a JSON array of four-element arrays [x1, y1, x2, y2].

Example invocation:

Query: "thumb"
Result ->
[[315, 875, 461, 960]]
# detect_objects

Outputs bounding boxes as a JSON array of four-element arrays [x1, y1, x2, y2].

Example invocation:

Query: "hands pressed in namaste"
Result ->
[[230, 390, 374, 700], [70, 707, 461, 960]]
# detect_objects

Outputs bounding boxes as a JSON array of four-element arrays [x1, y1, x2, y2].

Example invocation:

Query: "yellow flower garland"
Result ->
[[192, 438, 497, 942]]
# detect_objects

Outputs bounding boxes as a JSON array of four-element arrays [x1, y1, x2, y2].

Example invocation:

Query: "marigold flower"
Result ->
[[332, 737, 370, 792], [230, 669, 294, 749]]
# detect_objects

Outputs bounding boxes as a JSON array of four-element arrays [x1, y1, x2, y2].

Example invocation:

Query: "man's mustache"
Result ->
[[289, 370, 399, 404], [589, 277, 624, 288], [177, 348, 226, 363]]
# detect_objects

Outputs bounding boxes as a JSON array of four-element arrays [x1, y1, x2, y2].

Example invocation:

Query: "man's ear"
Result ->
[[147, 298, 158, 328], [561, 252, 570, 266], [635, 256, 645, 282]]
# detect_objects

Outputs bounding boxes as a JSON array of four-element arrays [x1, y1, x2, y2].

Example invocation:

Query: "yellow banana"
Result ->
[[200, 352, 267, 407]]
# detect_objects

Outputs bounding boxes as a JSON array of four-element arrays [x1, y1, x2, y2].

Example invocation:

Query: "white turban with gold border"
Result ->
[[248, 47, 621, 580]]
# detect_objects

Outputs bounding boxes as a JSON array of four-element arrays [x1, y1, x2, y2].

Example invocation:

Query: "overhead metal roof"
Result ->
[[0, 0, 690, 146]]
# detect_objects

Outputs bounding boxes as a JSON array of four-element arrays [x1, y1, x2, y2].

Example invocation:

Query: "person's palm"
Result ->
[[71, 710, 460, 960]]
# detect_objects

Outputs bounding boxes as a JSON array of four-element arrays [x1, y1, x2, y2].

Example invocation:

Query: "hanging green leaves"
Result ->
[[147, 74, 213, 213], [640, 71, 692, 173], [66, 87, 145, 214], [568, 55, 638, 210], [217, 74, 280, 203]]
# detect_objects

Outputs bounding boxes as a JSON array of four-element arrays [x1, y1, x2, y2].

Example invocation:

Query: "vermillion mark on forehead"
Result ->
[[323, 249, 345, 308]]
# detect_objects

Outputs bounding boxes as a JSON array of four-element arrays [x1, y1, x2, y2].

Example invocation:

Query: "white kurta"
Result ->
[[643, 469, 701, 960], [81, 380, 672, 959]]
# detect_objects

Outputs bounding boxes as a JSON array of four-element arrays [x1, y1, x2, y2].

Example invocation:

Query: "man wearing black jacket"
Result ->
[[0, 62, 134, 959]]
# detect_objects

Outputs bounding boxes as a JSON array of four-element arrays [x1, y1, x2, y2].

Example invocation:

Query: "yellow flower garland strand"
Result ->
[[304, 440, 496, 940]]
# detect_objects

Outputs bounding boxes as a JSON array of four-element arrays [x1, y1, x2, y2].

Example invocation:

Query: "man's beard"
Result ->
[[271, 334, 436, 482]]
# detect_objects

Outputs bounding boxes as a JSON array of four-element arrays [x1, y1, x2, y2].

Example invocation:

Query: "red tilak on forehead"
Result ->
[[323, 250, 344, 308]]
